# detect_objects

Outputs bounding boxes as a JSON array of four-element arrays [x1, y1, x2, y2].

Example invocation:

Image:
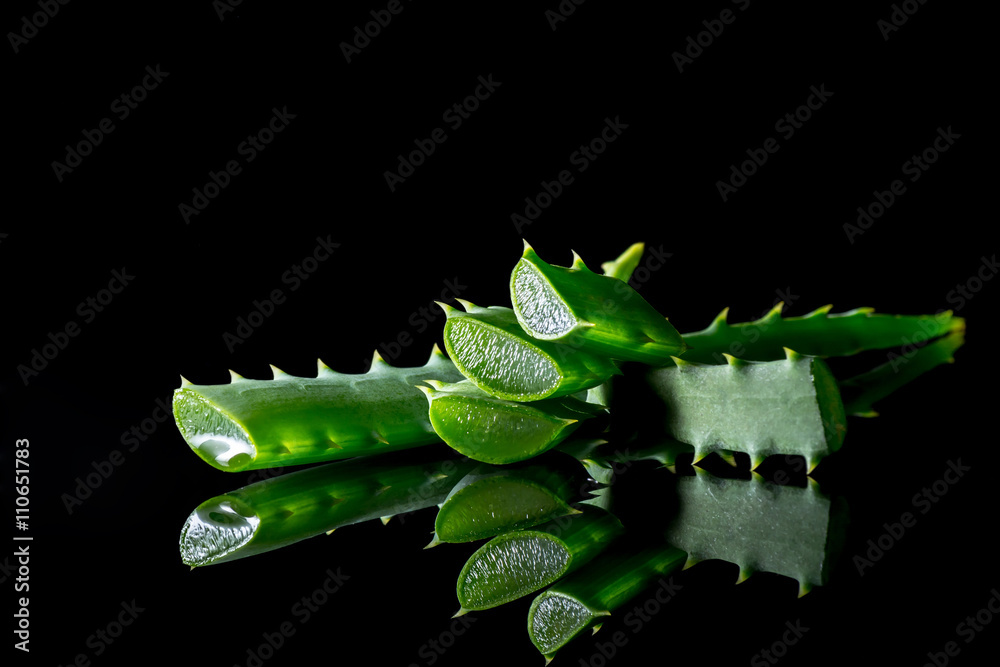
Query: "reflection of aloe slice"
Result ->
[[528, 543, 686, 660], [419, 380, 605, 464], [665, 469, 847, 597], [179, 449, 475, 567], [429, 461, 583, 546], [839, 328, 965, 417], [455, 506, 624, 612]]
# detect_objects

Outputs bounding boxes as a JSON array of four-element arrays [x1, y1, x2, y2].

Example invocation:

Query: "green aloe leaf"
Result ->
[[510, 242, 685, 364]]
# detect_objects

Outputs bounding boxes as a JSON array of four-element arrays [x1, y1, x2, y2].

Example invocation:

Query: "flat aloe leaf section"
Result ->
[[456, 507, 624, 612], [681, 304, 963, 363], [431, 461, 583, 545], [639, 351, 846, 471], [420, 379, 605, 464], [441, 300, 620, 401], [665, 470, 848, 596], [180, 449, 475, 567], [528, 543, 686, 659], [172, 346, 464, 472], [510, 243, 685, 364]]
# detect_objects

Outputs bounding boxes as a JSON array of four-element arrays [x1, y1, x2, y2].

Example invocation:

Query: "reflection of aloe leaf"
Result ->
[[172, 346, 464, 472], [839, 328, 965, 417], [179, 449, 475, 567], [641, 351, 846, 471], [429, 460, 583, 546], [557, 438, 694, 484], [665, 469, 848, 597], [418, 379, 605, 464], [528, 542, 686, 660], [455, 506, 624, 613]]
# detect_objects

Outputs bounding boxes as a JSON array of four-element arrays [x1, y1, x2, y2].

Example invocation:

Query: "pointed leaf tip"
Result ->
[[452, 608, 469, 619], [179, 375, 192, 387]]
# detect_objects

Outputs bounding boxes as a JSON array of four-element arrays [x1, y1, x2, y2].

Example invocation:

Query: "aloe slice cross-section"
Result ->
[[528, 543, 686, 659], [441, 300, 621, 401], [510, 242, 686, 364], [455, 506, 624, 612]]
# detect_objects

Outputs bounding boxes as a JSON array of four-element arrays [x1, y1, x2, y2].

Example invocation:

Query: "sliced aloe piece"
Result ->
[[528, 543, 686, 659], [665, 469, 848, 596], [441, 300, 621, 402], [179, 449, 475, 567], [456, 506, 624, 612], [641, 350, 847, 471], [429, 461, 584, 546], [419, 379, 606, 464], [172, 346, 464, 472], [510, 243, 685, 364]]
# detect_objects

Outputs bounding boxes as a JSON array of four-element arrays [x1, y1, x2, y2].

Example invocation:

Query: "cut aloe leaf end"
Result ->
[[456, 507, 624, 611], [173, 346, 464, 472], [441, 300, 620, 402], [419, 379, 605, 464], [510, 242, 686, 364], [528, 543, 686, 658]]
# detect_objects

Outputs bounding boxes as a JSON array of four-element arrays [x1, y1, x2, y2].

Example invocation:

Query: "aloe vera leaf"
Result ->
[[172, 345, 464, 472], [528, 543, 686, 659], [664, 468, 848, 597], [586, 242, 646, 407], [510, 242, 686, 364], [429, 460, 584, 545], [839, 328, 965, 417], [642, 350, 846, 471], [680, 303, 964, 363], [455, 506, 624, 612], [179, 449, 476, 567], [418, 379, 606, 464], [599, 242, 645, 282], [441, 299, 621, 401]]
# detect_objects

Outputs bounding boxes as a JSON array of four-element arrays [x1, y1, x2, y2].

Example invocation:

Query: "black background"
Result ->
[[3, 1, 995, 666]]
